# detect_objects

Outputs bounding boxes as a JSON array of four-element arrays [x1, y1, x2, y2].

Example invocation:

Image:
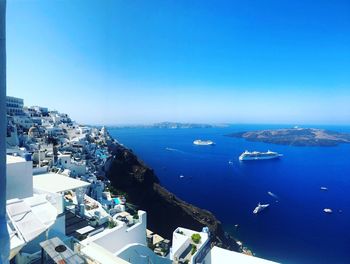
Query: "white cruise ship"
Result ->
[[239, 150, 282, 161], [193, 139, 215, 146]]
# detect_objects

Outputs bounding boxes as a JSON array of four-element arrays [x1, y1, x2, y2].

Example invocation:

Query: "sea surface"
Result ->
[[108, 124, 350, 264]]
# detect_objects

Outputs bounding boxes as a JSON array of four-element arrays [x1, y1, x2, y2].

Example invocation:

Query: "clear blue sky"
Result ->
[[6, 0, 350, 125]]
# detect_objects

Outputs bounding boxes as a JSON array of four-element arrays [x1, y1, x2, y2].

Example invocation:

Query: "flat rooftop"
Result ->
[[33, 172, 90, 193], [6, 155, 26, 164]]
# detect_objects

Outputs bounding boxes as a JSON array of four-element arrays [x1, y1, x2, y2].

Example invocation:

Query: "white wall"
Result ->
[[171, 227, 209, 263], [58, 155, 86, 176], [58, 155, 71, 167], [70, 163, 86, 176], [82, 211, 147, 255], [34, 188, 64, 215], [171, 232, 190, 261], [6, 157, 33, 199]]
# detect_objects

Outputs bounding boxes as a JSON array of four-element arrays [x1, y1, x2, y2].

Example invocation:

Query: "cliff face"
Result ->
[[106, 141, 239, 251]]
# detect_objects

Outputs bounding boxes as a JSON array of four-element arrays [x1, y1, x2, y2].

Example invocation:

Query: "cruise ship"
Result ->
[[239, 150, 282, 161], [193, 139, 215, 146]]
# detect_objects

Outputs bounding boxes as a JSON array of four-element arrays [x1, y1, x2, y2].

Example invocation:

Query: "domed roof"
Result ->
[[28, 126, 40, 137]]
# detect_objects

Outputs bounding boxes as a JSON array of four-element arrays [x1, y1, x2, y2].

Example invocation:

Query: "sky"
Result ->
[[6, 0, 350, 125]]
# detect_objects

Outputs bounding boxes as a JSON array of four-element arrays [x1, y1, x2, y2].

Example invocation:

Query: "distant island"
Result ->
[[112, 122, 228, 129], [227, 128, 350, 146]]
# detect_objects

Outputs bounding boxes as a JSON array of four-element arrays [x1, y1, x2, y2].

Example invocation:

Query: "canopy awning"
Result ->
[[33, 173, 90, 193]]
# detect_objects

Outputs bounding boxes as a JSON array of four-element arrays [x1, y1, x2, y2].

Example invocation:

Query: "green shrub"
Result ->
[[191, 244, 197, 255], [191, 233, 201, 244], [108, 220, 117, 229]]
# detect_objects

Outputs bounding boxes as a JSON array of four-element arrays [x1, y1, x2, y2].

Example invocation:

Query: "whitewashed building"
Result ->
[[6, 155, 33, 200], [6, 96, 24, 116]]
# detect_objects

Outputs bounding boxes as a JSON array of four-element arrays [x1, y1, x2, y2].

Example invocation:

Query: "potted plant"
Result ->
[[191, 233, 201, 244]]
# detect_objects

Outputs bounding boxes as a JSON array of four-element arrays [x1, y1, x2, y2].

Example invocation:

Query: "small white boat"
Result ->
[[323, 208, 332, 213], [320, 187, 328, 191], [193, 140, 215, 146], [253, 203, 270, 214], [179, 175, 184, 178]]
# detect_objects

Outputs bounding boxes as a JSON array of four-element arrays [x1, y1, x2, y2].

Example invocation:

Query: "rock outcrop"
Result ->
[[106, 141, 239, 251]]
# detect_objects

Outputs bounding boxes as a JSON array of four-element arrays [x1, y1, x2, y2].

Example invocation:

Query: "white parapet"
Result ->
[[170, 227, 209, 263], [81, 210, 147, 255]]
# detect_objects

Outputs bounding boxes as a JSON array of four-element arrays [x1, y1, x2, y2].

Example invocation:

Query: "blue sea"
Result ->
[[109, 125, 350, 264]]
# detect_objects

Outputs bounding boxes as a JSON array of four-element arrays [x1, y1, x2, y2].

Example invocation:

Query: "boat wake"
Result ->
[[165, 147, 210, 158], [165, 147, 185, 153], [267, 191, 279, 201]]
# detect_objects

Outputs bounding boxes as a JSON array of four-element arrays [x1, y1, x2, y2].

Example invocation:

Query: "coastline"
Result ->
[[105, 125, 350, 263], [104, 133, 242, 252]]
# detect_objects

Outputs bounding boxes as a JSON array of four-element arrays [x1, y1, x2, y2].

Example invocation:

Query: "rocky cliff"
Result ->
[[105, 140, 239, 251]]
